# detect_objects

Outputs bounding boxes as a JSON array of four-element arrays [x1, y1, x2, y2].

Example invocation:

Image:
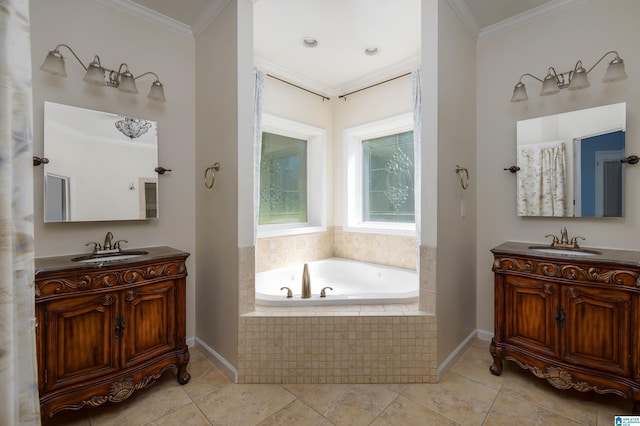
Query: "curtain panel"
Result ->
[[0, 0, 40, 424]]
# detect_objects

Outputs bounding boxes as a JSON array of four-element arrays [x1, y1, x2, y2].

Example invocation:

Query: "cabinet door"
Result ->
[[43, 293, 119, 391], [122, 280, 176, 367], [563, 286, 630, 376], [504, 276, 560, 358]]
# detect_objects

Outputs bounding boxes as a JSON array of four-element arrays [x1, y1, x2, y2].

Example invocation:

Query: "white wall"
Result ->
[[435, 0, 478, 365], [30, 0, 197, 337], [476, 0, 640, 334], [195, 0, 242, 370]]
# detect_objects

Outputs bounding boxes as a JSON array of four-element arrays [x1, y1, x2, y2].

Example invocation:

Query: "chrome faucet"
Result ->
[[301, 263, 311, 298]]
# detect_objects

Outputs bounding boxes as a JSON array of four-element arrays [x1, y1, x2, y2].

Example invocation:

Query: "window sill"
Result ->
[[258, 224, 327, 239], [343, 222, 415, 236]]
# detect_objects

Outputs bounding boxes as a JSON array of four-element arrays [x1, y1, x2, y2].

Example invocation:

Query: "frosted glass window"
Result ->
[[259, 132, 307, 224], [362, 131, 414, 223]]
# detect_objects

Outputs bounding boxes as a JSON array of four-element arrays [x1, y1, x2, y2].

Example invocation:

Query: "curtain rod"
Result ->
[[338, 72, 412, 100], [267, 74, 330, 101]]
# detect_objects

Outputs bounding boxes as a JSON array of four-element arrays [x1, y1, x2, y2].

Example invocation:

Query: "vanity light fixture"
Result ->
[[40, 44, 166, 102], [511, 50, 626, 102]]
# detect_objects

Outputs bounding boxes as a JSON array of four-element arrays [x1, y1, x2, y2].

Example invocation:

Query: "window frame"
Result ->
[[258, 114, 326, 238], [343, 113, 415, 235]]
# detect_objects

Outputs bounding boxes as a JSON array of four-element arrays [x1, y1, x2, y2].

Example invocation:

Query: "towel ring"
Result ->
[[204, 163, 221, 189], [455, 165, 469, 190]]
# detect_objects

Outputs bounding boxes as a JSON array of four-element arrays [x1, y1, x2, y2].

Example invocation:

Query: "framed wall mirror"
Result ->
[[516, 102, 626, 218], [43, 102, 159, 222]]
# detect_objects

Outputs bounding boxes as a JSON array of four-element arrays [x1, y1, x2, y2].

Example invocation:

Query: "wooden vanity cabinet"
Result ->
[[35, 248, 190, 419], [491, 242, 640, 413]]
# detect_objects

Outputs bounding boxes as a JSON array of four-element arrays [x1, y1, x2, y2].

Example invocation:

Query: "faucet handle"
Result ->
[[320, 287, 333, 298], [114, 239, 128, 250], [569, 236, 585, 247], [544, 234, 559, 245], [86, 241, 102, 253], [280, 287, 293, 298]]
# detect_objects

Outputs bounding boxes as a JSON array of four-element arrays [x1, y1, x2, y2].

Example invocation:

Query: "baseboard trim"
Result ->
[[437, 329, 493, 379], [194, 337, 238, 383], [476, 329, 494, 342]]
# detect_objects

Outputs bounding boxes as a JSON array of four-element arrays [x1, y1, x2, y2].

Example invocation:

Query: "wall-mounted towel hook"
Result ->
[[33, 156, 49, 166], [204, 162, 221, 189], [455, 165, 469, 189]]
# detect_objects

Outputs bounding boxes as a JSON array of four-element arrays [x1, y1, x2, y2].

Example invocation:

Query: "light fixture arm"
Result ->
[[586, 50, 621, 74], [53, 44, 89, 71], [134, 71, 161, 82], [516, 73, 544, 84]]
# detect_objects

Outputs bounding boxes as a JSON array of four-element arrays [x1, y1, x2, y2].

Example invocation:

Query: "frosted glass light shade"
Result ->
[[602, 58, 627, 82], [40, 50, 67, 77], [511, 82, 528, 102], [118, 71, 138, 94], [540, 74, 560, 96], [83, 61, 106, 86], [568, 66, 590, 91], [147, 80, 166, 102]]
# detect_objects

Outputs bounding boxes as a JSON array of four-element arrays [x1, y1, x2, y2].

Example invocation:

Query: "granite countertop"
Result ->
[[491, 241, 640, 268], [35, 245, 190, 276]]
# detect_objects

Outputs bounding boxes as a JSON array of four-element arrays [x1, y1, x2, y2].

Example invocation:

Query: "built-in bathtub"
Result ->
[[255, 257, 418, 306]]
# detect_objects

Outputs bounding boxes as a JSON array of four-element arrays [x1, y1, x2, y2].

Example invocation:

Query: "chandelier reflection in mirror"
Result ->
[[511, 50, 626, 102], [115, 116, 152, 139], [40, 43, 166, 102]]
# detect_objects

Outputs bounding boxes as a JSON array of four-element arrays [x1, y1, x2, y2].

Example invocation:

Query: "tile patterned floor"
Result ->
[[42, 339, 632, 425]]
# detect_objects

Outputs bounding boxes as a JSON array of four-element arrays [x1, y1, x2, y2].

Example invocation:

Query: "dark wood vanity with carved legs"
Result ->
[[491, 241, 640, 413], [35, 246, 190, 419]]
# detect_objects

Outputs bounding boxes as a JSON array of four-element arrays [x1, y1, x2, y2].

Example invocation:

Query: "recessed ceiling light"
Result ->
[[364, 47, 380, 56], [302, 37, 318, 48]]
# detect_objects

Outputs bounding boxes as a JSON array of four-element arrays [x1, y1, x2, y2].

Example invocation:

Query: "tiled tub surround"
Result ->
[[237, 314, 437, 384], [236, 244, 438, 384], [256, 227, 417, 273]]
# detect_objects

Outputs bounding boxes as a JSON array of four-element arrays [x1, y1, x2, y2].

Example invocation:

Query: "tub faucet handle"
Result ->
[[320, 287, 333, 298], [280, 287, 293, 298]]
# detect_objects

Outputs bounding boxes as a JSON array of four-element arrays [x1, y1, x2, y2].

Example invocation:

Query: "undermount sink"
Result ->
[[527, 246, 601, 256], [71, 250, 149, 263]]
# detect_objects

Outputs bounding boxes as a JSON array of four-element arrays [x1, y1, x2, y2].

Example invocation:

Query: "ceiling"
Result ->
[[129, 0, 558, 95]]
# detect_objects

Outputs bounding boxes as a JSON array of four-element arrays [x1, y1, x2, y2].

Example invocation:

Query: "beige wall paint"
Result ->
[[435, 0, 478, 365], [30, 0, 197, 338], [476, 0, 640, 334], [195, 0, 242, 371]]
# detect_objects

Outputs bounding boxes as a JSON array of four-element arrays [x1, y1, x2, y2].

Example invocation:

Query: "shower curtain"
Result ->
[[517, 141, 566, 216], [412, 69, 421, 247], [252, 68, 265, 245], [0, 0, 41, 424]]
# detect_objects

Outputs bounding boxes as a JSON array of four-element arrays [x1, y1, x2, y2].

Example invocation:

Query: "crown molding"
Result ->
[[446, 0, 481, 40], [254, 57, 337, 97], [192, 0, 232, 39], [95, 0, 193, 37], [255, 56, 420, 99], [478, 0, 589, 40], [336, 56, 420, 96]]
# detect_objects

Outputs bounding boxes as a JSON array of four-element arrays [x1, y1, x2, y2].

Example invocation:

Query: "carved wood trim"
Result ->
[[36, 260, 187, 298], [494, 257, 640, 287], [79, 366, 173, 408], [505, 356, 627, 398]]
